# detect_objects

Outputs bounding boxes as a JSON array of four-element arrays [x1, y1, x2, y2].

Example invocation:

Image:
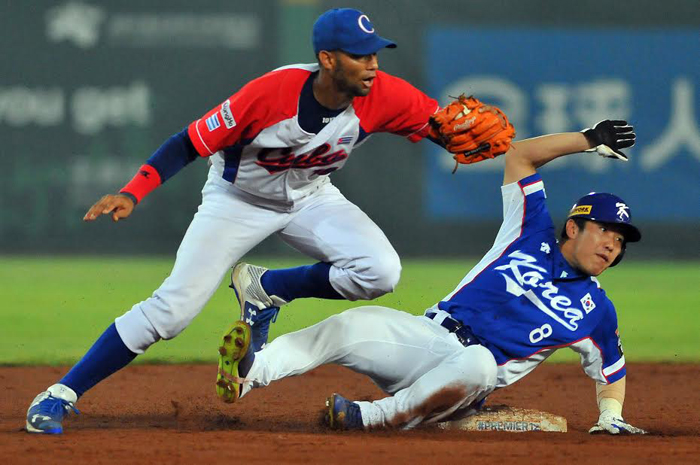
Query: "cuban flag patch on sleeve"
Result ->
[[206, 114, 221, 132], [337, 135, 354, 145]]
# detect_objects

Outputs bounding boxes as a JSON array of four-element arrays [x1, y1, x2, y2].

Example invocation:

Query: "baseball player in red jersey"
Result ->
[[25, 8, 503, 433]]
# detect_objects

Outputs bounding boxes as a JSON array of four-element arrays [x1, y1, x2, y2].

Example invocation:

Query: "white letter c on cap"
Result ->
[[358, 15, 374, 33]]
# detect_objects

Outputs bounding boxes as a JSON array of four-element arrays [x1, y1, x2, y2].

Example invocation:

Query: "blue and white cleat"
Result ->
[[25, 384, 79, 434], [229, 263, 287, 354], [325, 393, 364, 431]]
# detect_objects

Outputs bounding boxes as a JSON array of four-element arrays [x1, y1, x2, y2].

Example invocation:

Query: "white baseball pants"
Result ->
[[241, 306, 498, 430], [115, 174, 401, 354]]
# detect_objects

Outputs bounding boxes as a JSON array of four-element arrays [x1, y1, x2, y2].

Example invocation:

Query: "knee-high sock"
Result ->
[[59, 323, 138, 398], [261, 262, 343, 302]]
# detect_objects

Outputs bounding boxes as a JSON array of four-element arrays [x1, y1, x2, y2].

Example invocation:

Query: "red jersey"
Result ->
[[187, 63, 438, 204]]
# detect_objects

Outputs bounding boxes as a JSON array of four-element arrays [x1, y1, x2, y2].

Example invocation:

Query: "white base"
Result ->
[[438, 405, 568, 433]]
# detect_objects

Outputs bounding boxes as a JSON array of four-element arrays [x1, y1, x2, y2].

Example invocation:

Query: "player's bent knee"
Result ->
[[333, 248, 402, 300], [377, 262, 401, 295], [448, 345, 498, 395], [416, 348, 498, 425], [464, 345, 498, 392], [362, 252, 402, 297]]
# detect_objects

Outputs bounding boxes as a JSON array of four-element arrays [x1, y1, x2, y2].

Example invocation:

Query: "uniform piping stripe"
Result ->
[[498, 335, 594, 365], [498, 336, 624, 384], [523, 180, 544, 196], [194, 119, 214, 155], [603, 356, 626, 377]]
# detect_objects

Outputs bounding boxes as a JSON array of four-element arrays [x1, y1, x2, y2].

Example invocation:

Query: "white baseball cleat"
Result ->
[[229, 263, 287, 352]]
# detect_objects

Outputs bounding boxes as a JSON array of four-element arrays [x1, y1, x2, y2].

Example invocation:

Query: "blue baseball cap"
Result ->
[[567, 192, 642, 243], [312, 8, 397, 55]]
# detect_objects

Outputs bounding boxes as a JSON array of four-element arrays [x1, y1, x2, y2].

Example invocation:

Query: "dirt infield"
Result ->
[[2, 363, 698, 464]]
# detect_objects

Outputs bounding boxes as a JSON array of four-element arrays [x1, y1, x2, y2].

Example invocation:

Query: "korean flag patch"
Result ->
[[580, 293, 596, 314]]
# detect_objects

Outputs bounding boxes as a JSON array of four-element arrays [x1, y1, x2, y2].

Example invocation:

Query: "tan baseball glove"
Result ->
[[429, 95, 516, 173]]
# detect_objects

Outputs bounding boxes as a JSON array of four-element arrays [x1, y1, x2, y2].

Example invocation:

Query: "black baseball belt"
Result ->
[[425, 312, 482, 347]]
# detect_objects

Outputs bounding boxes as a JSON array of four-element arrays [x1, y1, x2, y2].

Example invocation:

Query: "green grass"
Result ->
[[1, 256, 698, 365]]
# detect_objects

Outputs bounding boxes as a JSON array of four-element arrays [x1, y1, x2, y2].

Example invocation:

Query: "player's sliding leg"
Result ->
[[239, 306, 454, 397], [237, 305, 496, 430], [26, 182, 284, 434]]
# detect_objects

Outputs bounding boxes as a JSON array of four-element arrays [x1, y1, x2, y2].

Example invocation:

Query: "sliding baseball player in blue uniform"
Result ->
[[219, 120, 646, 434]]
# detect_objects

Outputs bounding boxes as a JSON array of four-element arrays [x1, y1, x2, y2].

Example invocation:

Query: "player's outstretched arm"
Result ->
[[588, 376, 647, 435], [83, 129, 200, 224], [503, 132, 588, 185], [83, 194, 135, 222], [503, 120, 635, 185]]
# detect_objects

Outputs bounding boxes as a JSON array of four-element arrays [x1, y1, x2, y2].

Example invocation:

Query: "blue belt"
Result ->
[[425, 312, 481, 347]]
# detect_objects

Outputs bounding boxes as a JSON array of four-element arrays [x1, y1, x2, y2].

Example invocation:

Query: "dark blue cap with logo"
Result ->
[[567, 192, 641, 243], [312, 8, 397, 55]]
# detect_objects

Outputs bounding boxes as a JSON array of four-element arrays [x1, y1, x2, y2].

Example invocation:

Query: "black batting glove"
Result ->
[[582, 120, 636, 161]]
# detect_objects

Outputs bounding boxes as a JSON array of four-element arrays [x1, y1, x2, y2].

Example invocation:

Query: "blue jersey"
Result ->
[[431, 173, 625, 388]]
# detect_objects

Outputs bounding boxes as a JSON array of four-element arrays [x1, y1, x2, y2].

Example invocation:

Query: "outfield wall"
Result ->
[[2, 0, 699, 258]]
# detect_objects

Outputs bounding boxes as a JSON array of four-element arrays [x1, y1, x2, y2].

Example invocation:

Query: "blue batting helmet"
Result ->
[[563, 192, 641, 266]]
